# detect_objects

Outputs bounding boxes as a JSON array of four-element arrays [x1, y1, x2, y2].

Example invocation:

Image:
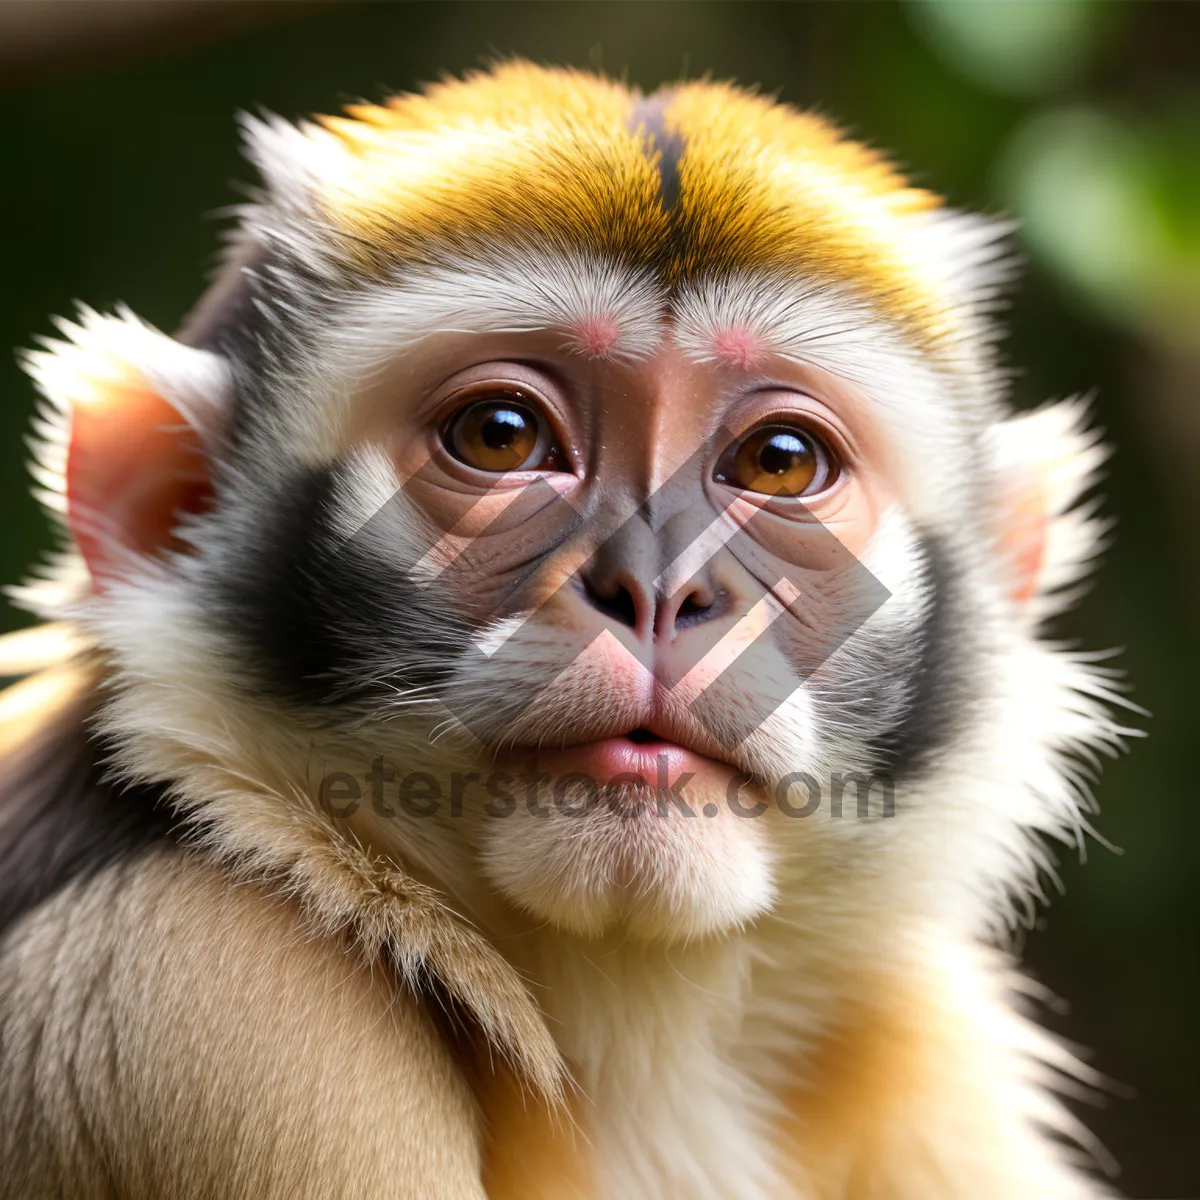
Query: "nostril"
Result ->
[[582, 577, 639, 629]]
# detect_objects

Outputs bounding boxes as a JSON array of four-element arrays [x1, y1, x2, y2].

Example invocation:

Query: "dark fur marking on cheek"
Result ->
[[210, 463, 473, 709], [866, 534, 976, 778], [0, 697, 178, 941]]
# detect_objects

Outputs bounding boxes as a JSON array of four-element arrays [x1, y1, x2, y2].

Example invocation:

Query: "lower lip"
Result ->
[[500, 736, 719, 789]]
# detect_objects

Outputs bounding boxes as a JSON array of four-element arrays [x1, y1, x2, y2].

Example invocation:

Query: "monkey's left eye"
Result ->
[[715, 423, 838, 497], [442, 390, 563, 473]]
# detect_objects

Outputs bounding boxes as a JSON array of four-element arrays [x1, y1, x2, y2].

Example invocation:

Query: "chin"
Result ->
[[477, 770, 778, 942]]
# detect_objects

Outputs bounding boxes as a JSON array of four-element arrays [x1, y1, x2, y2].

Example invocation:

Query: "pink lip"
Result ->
[[552, 734, 698, 786], [496, 729, 733, 794]]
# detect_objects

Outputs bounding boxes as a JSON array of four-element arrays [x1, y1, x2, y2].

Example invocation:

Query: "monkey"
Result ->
[[0, 62, 1133, 1199]]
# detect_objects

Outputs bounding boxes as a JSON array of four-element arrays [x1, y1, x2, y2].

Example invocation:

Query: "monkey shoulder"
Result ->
[[0, 847, 487, 1200]]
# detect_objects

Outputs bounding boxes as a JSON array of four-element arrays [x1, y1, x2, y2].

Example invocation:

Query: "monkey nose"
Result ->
[[579, 529, 728, 644], [580, 570, 725, 643]]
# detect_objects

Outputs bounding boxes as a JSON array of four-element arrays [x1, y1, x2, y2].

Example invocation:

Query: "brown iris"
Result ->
[[445, 394, 544, 472], [722, 425, 831, 497]]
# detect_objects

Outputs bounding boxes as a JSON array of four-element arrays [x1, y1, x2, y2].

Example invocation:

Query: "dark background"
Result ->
[[0, 2, 1195, 1193]]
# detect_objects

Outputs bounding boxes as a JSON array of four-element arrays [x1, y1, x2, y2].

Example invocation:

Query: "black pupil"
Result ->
[[481, 406, 530, 449], [760, 431, 808, 474]]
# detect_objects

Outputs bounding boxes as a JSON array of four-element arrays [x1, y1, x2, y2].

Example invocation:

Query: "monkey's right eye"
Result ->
[[442, 391, 563, 473]]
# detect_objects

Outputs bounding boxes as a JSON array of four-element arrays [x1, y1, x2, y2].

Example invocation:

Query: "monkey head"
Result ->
[[18, 64, 1119, 949]]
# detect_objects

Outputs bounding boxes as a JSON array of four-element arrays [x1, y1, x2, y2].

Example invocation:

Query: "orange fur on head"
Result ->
[[264, 63, 998, 351]]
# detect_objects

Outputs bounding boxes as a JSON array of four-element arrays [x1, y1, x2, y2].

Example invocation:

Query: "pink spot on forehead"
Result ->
[[711, 327, 764, 371], [570, 314, 622, 359]]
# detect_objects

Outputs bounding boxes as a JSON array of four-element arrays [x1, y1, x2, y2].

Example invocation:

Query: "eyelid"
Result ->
[[438, 378, 541, 418], [435, 360, 577, 431], [729, 407, 856, 474], [733, 381, 858, 445]]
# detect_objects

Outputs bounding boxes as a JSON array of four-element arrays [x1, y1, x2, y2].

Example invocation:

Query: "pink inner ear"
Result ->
[[1001, 475, 1048, 605], [711, 327, 763, 371], [66, 384, 212, 591]]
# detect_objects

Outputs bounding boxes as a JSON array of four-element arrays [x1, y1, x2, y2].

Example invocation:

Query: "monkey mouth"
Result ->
[[624, 727, 668, 745], [615, 713, 731, 761], [495, 716, 739, 790]]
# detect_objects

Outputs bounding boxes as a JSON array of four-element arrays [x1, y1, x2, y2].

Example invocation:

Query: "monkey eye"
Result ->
[[442, 388, 564, 473], [714, 423, 837, 498]]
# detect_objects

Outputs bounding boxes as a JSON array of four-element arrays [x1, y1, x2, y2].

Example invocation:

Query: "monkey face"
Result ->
[[34, 66, 1095, 947], [225, 322, 951, 942]]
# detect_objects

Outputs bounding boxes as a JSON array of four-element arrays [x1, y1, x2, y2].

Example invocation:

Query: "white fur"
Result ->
[[671, 270, 998, 523], [11, 308, 229, 619], [251, 250, 664, 465]]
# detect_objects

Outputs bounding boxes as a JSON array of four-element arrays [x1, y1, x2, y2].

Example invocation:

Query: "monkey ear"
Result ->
[[21, 308, 230, 591], [988, 400, 1109, 613]]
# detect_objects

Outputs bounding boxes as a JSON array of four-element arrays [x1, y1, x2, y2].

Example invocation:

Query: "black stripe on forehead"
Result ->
[[627, 89, 684, 215]]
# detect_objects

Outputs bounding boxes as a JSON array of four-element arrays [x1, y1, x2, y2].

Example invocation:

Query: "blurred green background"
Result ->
[[0, 1, 1195, 1192]]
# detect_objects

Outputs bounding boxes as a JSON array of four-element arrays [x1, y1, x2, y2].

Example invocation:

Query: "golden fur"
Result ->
[[298, 64, 976, 347]]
